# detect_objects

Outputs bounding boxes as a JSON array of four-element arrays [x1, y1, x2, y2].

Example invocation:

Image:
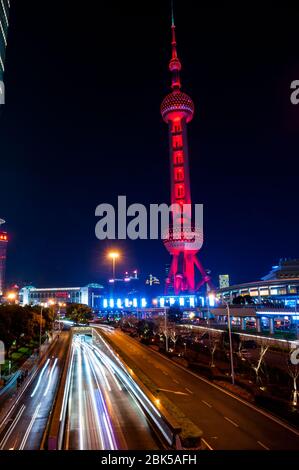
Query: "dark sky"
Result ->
[[1, 2, 299, 288]]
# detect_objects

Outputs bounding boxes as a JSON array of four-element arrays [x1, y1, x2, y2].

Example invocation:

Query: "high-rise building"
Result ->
[[0, 219, 8, 296], [161, 7, 211, 294], [0, 0, 10, 81], [219, 274, 230, 289]]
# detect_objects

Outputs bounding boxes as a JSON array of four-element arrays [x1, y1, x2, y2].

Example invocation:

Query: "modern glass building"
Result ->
[[217, 259, 299, 308], [0, 0, 10, 80]]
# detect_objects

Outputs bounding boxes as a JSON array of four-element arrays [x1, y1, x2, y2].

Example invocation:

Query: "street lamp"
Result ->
[[209, 293, 235, 385], [164, 308, 169, 352], [108, 252, 119, 280], [222, 298, 235, 385], [39, 302, 48, 356], [6, 292, 17, 303]]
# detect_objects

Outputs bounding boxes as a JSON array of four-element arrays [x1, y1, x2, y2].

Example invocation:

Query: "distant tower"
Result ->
[[0, 219, 8, 295], [0, 0, 10, 81], [0, 0, 10, 109], [161, 5, 210, 294]]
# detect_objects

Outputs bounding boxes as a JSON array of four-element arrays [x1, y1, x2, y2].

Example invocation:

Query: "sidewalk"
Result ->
[[0, 333, 59, 419]]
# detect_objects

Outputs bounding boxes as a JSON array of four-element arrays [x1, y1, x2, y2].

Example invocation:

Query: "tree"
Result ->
[[137, 320, 154, 340], [251, 340, 269, 384], [287, 344, 299, 406], [208, 330, 220, 368], [66, 303, 93, 324], [169, 328, 178, 351]]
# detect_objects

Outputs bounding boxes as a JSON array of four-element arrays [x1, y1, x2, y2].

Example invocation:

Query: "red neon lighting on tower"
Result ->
[[161, 4, 211, 295], [0, 219, 8, 296]]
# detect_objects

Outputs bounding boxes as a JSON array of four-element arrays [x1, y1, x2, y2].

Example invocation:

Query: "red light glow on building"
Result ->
[[0, 230, 8, 295], [161, 9, 211, 295]]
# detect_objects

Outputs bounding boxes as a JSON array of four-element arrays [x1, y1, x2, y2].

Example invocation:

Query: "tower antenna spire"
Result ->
[[169, 0, 181, 89], [171, 0, 175, 27]]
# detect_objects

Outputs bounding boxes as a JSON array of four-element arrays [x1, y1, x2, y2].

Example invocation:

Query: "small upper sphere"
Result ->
[[161, 90, 194, 123]]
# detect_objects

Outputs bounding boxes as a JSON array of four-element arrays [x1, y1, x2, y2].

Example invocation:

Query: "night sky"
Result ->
[[1, 2, 299, 289]]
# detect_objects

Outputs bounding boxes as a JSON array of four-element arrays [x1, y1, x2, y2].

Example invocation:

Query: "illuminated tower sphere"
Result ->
[[161, 11, 211, 294], [0, 219, 8, 296]]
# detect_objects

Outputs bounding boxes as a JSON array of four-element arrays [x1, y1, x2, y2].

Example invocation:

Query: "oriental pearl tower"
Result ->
[[161, 5, 211, 295]]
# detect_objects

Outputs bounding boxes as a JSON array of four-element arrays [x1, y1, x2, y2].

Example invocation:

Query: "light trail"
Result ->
[[44, 358, 58, 396], [76, 344, 84, 450], [31, 359, 50, 398], [19, 402, 42, 450], [60, 346, 75, 422], [0, 405, 26, 450], [83, 345, 105, 449], [82, 342, 117, 449], [88, 333, 173, 446], [64, 333, 169, 449]]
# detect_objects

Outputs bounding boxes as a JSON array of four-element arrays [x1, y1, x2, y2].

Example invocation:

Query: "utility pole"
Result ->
[[164, 308, 169, 352], [224, 300, 235, 385]]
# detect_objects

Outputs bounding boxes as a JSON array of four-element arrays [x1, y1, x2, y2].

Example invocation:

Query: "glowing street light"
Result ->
[[108, 251, 119, 280], [6, 292, 16, 302]]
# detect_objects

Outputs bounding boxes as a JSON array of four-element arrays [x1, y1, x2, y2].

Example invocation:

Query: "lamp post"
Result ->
[[39, 302, 47, 356], [108, 252, 119, 280], [164, 308, 169, 352], [223, 299, 235, 385]]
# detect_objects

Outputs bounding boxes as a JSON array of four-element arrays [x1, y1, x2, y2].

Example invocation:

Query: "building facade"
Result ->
[[217, 260, 299, 308], [19, 283, 104, 309]]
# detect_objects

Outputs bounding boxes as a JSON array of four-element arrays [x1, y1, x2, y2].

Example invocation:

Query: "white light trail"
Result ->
[[44, 358, 58, 396], [0, 405, 26, 450], [31, 359, 50, 397], [19, 402, 42, 450], [77, 345, 84, 450]]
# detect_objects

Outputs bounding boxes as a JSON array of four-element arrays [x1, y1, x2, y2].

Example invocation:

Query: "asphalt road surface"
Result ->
[[64, 334, 160, 450], [98, 327, 299, 450], [0, 331, 70, 450]]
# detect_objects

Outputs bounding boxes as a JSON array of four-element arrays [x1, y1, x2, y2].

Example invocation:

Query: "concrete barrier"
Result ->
[[41, 331, 72, 450]]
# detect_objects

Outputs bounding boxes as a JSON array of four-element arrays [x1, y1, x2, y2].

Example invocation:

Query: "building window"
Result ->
[[172, 121, 182, 133], [172, 134, 183, 149], [173, 151, 184, 165], [174, 167, 184, 181], [175, 184, 185, 199]]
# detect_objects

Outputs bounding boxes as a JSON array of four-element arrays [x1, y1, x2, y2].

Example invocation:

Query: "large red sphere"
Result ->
[[161, 90, 194, 123]]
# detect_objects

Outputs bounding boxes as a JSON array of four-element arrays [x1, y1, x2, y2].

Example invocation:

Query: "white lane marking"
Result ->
[[257, 440, 270, 450], [141, 345, 299, 437], [162, 370, 168, 376], [185, 387, 193, 394], [0, 405, 26, 449], [202, 400, 212, 408], [173, 379, 179, 384], [224, 416, 239, 427], [201, 438, 213, 450], [19, 402, 42, 450], [158, 388, 189, 396]]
